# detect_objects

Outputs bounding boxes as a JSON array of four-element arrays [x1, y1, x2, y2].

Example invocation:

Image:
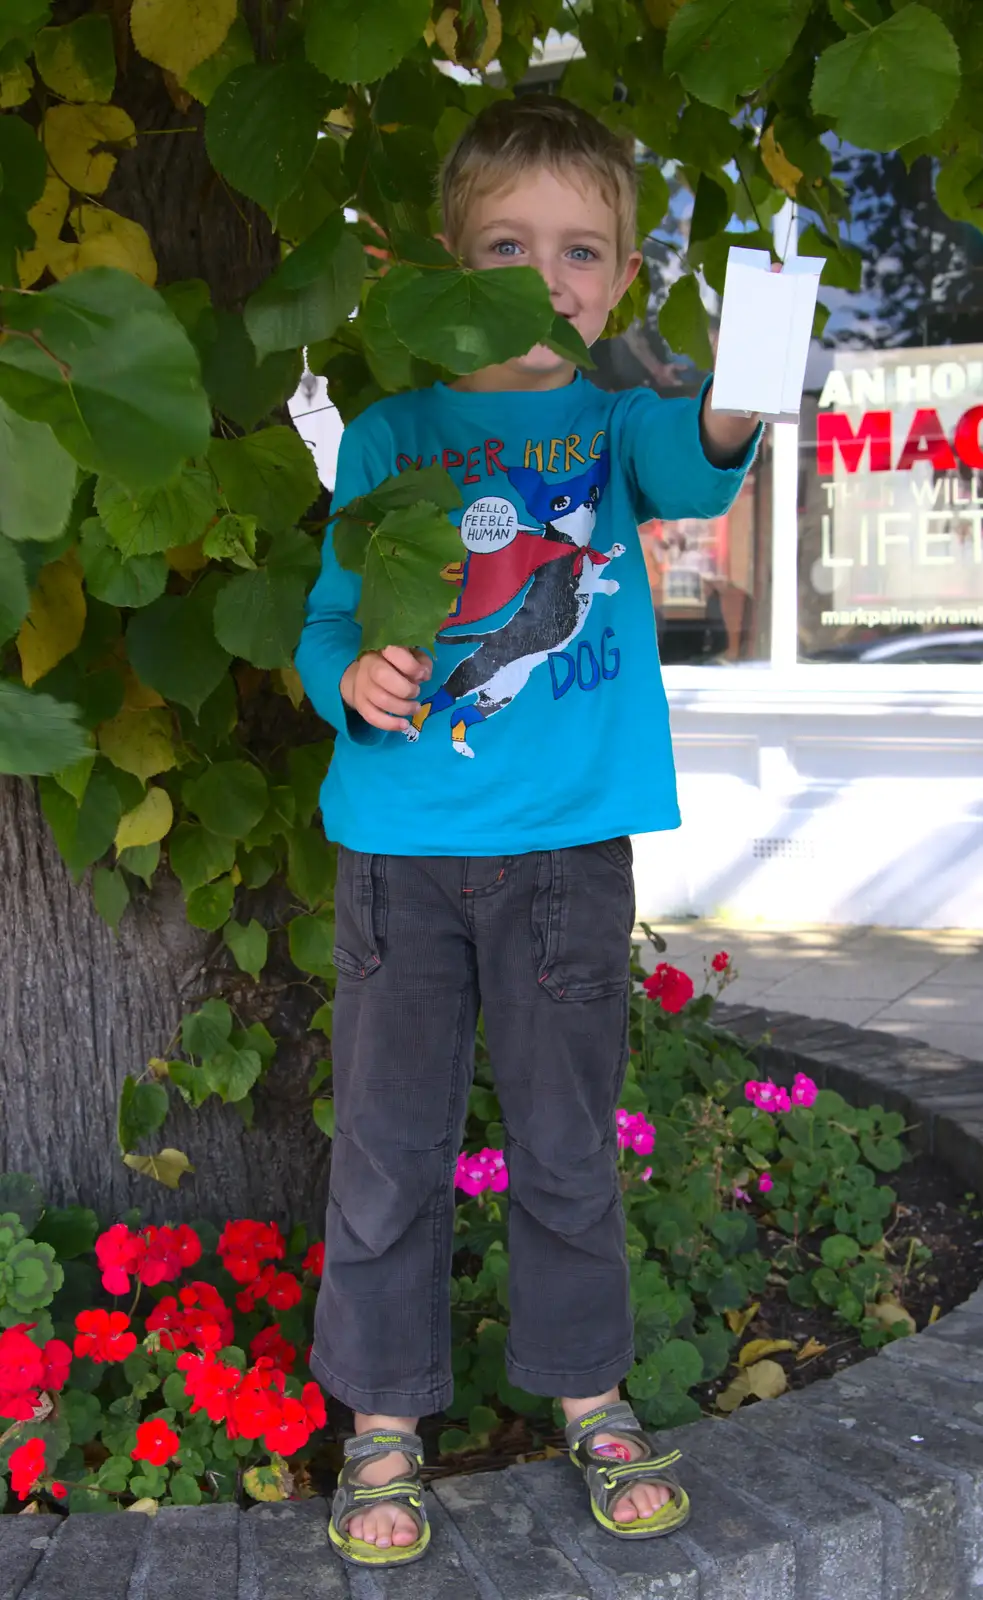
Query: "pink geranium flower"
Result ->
[[455, 1148, 508, 1196], [758, 1172, 774, 1193], [791, 1072, 818, 1108]]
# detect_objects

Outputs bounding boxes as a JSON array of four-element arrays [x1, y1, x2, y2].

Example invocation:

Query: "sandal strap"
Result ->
[[332, 1431, 427, 1541], [565, 1403, 685, 1523], [564, 1400, 645, 1456], [342, 1428, 424, 1469]]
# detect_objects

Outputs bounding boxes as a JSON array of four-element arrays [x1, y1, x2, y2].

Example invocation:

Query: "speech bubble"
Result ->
[[460, 495, 519, 553]]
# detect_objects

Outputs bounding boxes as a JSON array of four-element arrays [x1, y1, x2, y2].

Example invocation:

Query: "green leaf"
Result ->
[[544, 312, 595, 370], [168, 822, 235, 892], [198, 309, 303, 429], [34, 14, 116, 102], [61, 1389, 103, 1446], [360, 266, 419, 393], [32, 1203, 98, 1259], [185, 759, 268, 838], [183, 12, 253, 104], [312, 1097, 335, 1138], [182, 997, 233, 1058], [117, 1074, 169, 1153], [288, 912, 335, 979], [274, 136, 350, 243], [286, 827, 334, 909], [0, 270, 212, 492], [385, 264, 558, 376], [664, 0, 810, 111], [212, 528, 320, 668], [305, 0, 430, 85], [0, 534, 29, 643], [169, 1468, 202, 1504], [0, 112, 46, 282], [209, 428, 321, 534], [205, 61, 331, 213], [820, 1234, 861, 1269], [811, 5, 960, 151], [244, 212, 366, 361], [78, 518, 168, 608], [689, 174, 730, 244], [0, 397, 77, 544], [125, 583, 232, 717], [658, 273, 712, 369], [202, 513, 257, 568], [223, 918, 268, 981], [95, 465, 218, 557], [794, 223, 862, 291], [118, 839, 160, 885], [185, 874, 235, 930], [202, 1044, 262, 1102], [38, 768, 121, 874], [0, 1172, 43, 1231], [356, 500, 467, 653], [92, 863, 130, 932]]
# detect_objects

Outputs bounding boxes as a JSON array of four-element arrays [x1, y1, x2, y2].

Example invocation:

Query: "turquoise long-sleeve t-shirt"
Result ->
[[295, 375, 759, 856]]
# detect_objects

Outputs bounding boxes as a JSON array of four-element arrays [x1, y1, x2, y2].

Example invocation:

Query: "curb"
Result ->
[[3, 1010, 981, 1600]]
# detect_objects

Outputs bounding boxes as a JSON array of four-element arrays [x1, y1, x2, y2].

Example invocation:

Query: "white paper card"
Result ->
[[709, 247, 825, 423]]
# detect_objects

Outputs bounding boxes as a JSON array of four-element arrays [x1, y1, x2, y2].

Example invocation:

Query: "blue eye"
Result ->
[[568, 247, 597, 262], [493, 241, 521, 256]]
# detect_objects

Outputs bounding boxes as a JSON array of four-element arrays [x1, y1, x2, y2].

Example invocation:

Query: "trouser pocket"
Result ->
[[332, 847, 386, 980], [532, 838, 635, 1001]]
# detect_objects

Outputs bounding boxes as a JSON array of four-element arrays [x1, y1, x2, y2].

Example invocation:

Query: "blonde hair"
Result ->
[[440, 95, 638, 267]]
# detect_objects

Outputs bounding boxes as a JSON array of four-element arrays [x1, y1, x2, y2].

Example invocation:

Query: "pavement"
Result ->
[[644, 921, 983, 1062]]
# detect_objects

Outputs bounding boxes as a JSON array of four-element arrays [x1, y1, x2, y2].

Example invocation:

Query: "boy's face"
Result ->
[[450, 165, 642, 388]]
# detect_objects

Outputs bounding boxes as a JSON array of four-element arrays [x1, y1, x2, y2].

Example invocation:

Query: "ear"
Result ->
[[611, 248, 644, 308]]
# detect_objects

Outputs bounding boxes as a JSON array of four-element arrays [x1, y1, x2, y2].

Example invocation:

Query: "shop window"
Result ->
[[798, 154, 983, 663]]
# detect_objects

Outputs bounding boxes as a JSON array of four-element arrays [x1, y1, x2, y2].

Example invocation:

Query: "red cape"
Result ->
[[440, 534, 575, 633]]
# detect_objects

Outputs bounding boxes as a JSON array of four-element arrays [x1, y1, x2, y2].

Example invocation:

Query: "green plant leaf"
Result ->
[[92, 863, 130, 932], [244, 213, 366, 361], [0, 270, 211, 492], [223, 917, 268, 980], [203, 1044, 262, 1102], [0, 397, 77, 544], [32, 1203, 98, 1258], [185, 759, 268, 837], [205, 61, 332, 213], [34, 14, 116, 102], [169, 1468, 202, 1505], [95, 465, 218, 557], [812, 5, 960, 151], [312, 1097, 335, 1138], [38, 768, 121, 874], [185, 873, 235, 930], [359, 266, 420, 392], [689, 173, 730, 244], [385, 264, 558, 375], [210, 428, 322, 535], [117, 1074, 169, 1153], [658, 273, 713, 369], [355, 499, 467, 652], [288, 912, 335, 979], [212, 527, 320, 668], [78, 518, 168, 608], [197, 309, 303, 429], [168, 822, 236, 893], [202, 512, 257, 568], [305, 0, 431, 85], [0, 534, 29, 644], [125, 583, 232, 717], [183, 12, 254, 103], [664, 0, 810, 112], [286, 826, 334, 909], [0, 112, 46, 282], [182, 997, 233, 1058], [275, 136, 351, 243]]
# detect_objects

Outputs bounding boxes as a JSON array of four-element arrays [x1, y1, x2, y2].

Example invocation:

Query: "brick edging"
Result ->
[[3, 1010, 982, 1600]]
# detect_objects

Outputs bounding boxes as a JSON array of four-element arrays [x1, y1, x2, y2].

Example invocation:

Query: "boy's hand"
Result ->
[[699, 393, 760, 467], [341, 647, 432, 732]]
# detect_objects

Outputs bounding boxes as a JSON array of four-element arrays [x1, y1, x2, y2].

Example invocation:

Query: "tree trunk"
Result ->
[[1, 5, 334, 1232], [0, 778, 331, 1230]]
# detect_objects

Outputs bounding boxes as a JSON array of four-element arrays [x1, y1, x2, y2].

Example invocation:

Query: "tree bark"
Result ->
[[2, 5, 334, 1232], [0, 777, 332, 1231]]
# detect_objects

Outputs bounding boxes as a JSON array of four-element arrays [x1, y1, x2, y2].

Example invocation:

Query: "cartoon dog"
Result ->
[[407, 453, 624, 758]]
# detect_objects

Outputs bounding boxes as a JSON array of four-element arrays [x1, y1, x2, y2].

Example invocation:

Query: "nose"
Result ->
[[531, 251, 564, 302]]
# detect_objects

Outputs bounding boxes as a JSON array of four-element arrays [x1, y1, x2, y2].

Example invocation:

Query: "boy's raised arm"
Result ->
[[617, 379, 763, 525]]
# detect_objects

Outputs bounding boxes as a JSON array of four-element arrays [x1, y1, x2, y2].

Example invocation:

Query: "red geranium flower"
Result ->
[[217, 1220, 285, 1284], [301, 1381, 326, 1431], [177, 1351, 242, 1424], [50, 1481, 67, 1499], [73, 1309, 138, 1364], [9, 1437, 45, 1500], [249, 1325, 297, 1374], [41, 1338, 73, 1393], [132, 1418, 180, 1467], [712, 951, 730, 973], [262, 1396, 314, 1456], [302, 1242, 324, 1278], [641, 963, 695, 1014], [146, 1281, 233, 1353], [95, 1223, 147, 1296], [235, 1265, 301, 1315], [139, 1224, 202, 1286], [0, 1326, 44, 1395]]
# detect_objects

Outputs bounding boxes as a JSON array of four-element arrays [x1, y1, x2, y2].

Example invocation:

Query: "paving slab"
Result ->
[[20, 1511, 147, 1600], [241, 1500, 348, 1600], [434, 1469, 590, 1599], [345, 1494, 485, 1600], [0, 1521, 56, 1600], [129, 1504, 239, 1600], [734, 1393, 963, 1600], [830, 1351, 983, 1423]]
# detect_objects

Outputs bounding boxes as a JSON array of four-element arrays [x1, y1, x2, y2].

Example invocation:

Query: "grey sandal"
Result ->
[[328, 1429, 431, 1568], [565, 1400, 691, 1538]]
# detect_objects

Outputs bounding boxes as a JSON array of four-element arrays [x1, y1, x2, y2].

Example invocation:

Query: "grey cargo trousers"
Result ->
[[310, 841, 636, 1416]]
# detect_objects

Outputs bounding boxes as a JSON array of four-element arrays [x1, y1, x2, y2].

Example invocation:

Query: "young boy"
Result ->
[[296, 95, 761, 1569]]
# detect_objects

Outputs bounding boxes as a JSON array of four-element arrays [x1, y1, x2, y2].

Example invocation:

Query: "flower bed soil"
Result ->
[[308, 1149, 983, 1494]]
